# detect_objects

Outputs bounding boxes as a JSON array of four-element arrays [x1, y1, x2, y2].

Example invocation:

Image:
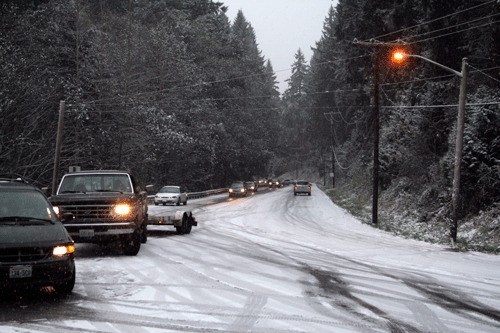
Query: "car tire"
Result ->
[[123, 231, 141, 255], [308, 192, 311, 196], [163, 203, 166, 206], [141, 218, 148, 244], [176, 214, 190, 235], [55, 268, 75, 295], [294, 193, 297, 196], [154, 202, 158, 206], [183, 199, 187, 206], [176, 199, 180, 206]]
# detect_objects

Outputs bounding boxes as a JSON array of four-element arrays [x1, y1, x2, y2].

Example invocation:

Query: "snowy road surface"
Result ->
[[1, 185, 499, 332]]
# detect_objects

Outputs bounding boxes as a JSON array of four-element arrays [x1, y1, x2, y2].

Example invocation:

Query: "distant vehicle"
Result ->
[[244, 181, 257, 193], [269, 179, 281, 189], [49, 170, 149, 256], [294, 180, 312, 196], [282, 179, 291, 186], [154, 185, 187, 206], [229, 181, 247, 198], [0, 177, 75, 294]]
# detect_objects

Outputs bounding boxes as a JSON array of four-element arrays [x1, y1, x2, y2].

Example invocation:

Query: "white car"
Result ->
[[293, 180, 311, 196], [154, 186, 187, 206]]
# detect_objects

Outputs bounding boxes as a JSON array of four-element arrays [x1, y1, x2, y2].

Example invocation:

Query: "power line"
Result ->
[[409, 19, 500, 45], [364, 0, 497, 42], [398, 12, 500, 43]]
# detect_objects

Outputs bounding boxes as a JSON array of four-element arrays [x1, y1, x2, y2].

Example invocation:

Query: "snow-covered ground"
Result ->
[[1, 185, 499, 332]]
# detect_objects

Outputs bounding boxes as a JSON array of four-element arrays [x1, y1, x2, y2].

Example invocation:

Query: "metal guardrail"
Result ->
[[147, 188, 228, 204]]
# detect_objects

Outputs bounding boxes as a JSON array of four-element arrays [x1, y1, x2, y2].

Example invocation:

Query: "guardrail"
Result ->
[[147, 188, 228, 204]]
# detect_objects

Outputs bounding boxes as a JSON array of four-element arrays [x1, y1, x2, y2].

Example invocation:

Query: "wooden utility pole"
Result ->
[[372, 50, 380, 225], [450, 58, 468, 244], [52, 100, 65, 195]]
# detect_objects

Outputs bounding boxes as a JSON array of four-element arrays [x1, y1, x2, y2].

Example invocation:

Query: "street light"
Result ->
[[391, 50, 468, 245]]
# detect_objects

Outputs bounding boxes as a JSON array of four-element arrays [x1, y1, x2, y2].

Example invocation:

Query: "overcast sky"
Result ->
[[223, 0, 338, 93]]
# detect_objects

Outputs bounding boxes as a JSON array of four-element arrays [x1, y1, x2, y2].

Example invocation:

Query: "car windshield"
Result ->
[[58, 174, 132, 193], [0, 190, 58, 222], [159, 186, 180, 194], [297, 181, 309, 185], [231, 182, 244, 188]]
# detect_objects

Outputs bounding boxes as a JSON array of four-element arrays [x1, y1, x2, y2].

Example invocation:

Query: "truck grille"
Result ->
[[0, 247, 51, 263], [60, 205, 113, 220]]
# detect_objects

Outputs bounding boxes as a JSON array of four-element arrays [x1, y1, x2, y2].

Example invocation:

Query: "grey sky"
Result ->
[[223, 0, 337, 93]]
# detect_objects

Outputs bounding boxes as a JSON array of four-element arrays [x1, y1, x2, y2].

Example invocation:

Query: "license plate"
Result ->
[[9, 265, 32, 278], [79, 229, 95, 237]]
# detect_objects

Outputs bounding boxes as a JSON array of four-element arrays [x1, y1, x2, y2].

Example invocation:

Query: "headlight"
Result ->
[[240, 188, 245, 193], [114, 204, 132, 216], [53, 206, 60, 217], [53, 244, 75, 256], [229, 189, 233, 193]]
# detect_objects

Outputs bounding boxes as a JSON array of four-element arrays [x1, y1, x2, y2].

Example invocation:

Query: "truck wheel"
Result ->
[[123, 231, 141, 255], [141, 219, 148, 244]]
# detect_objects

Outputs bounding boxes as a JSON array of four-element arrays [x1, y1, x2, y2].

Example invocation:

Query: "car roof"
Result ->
[[65, 170, 129, 175], [0, 180, 40, 191]]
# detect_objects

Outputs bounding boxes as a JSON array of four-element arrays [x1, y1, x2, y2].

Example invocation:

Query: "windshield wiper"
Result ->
[[0, 216, 54, 224], [60, 190, 86, 194]]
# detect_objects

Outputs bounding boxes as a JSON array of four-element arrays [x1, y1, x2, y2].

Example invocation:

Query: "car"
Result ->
[[154, 185, 187, 206], [244, 181, 257, 193], [0, 177, 76, 294], [228, 181, 247, 198], [294, 180, 311, 196], [269, 179, 281, 189]]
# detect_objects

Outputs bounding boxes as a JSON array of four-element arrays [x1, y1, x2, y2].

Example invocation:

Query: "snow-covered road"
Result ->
[[1, 185, 499, 332]]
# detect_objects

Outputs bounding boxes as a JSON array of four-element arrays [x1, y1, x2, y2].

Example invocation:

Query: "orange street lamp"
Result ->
[[390, 50, 468, 245]]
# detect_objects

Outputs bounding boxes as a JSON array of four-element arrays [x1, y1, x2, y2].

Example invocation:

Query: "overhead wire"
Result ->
[[363, 0, 497, 42]]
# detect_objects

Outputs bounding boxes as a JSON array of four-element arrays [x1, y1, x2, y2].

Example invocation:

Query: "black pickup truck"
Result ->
[[49, 170, 149, 255]]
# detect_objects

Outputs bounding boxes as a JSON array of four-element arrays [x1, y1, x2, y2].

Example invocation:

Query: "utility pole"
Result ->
[[352, 39, 397, 225], [392, 50, 468, 244], [450, 58, 468, 244], [52, 100, 65, 195], [323, 112, 335, 188], [372, 50, 380, 225]]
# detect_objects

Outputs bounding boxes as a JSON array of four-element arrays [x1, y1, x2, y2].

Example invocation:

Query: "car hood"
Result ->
[[49, 193, 134, 205], [0, 223, 71, 248]]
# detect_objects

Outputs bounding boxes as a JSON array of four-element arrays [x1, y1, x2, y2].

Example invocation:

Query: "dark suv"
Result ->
[[0, 178, 75, 294]]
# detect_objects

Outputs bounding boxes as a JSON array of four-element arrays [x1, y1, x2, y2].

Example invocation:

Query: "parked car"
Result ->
[[244, 181, 257, 193], [228, 181, 247, 198], [294, 180, 312, 196], [0, 177, 76, 294], [154, 185, 187, 206]]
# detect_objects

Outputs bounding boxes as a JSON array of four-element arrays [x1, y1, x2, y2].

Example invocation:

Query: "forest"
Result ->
[[0, 0, 498, 249]]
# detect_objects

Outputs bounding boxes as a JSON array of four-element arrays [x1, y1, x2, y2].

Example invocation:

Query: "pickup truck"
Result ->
[[49, 170, 149, 255]]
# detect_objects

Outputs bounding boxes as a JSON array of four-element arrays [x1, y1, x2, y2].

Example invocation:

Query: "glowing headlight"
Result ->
[[229, 189, 233, 193], [240, 188, 245, 193], [53, 206, 60, 216], [114, 204, 132, 216], [53, 244, 75, 256]]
